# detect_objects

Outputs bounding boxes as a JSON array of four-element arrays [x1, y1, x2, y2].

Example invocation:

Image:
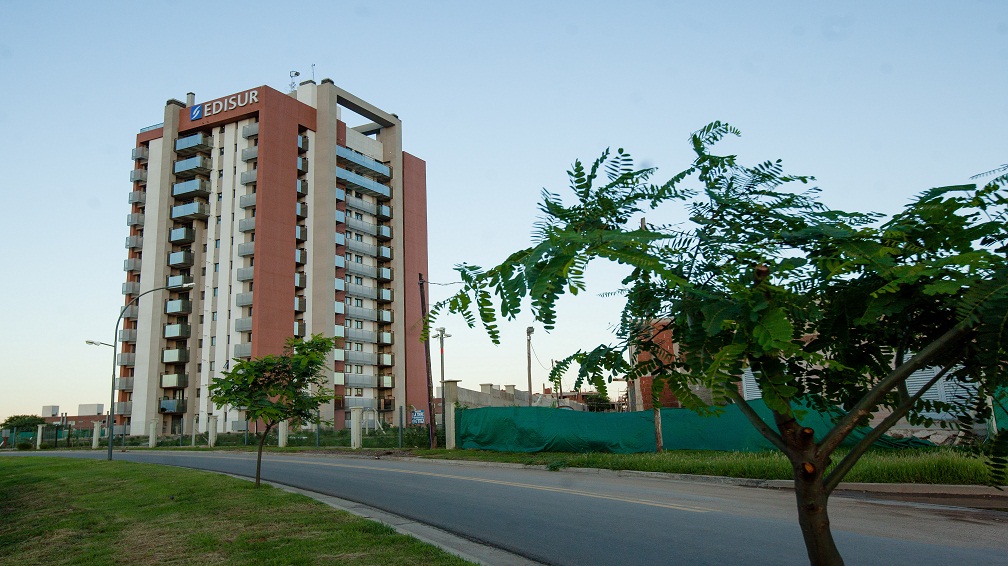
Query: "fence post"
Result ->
[[36, 424, 44, 449], [192, 417, 197, 446], [92, 422, 101, 449], [444, 380, 460, 449], [398, 406, 403, 448], [208, 415, 218, 447], [350, 407, 363, 449], [148, 419, 157, 448], [278, 420, 288, 448]]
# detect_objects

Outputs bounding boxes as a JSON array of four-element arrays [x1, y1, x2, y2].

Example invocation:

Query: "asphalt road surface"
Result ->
[[11, 450, 1007, 565]]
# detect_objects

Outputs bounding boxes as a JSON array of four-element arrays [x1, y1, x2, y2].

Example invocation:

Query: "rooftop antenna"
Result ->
[[311, 63, 316, 81], [289, 70, 300, 91]]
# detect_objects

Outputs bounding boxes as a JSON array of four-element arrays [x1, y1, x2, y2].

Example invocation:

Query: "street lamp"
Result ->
[[526, 326, 534, 407], [100, 282, 193, 461], [433, 327, 451, 416]]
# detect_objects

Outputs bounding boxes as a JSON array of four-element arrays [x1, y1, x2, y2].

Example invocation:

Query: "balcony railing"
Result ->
[[235, 317, 252, 332], [346, 283, 378, 300], [167, 275, 194, 289], [239, 193, 257, 208], [159, 399, 187, 414], [346, 350, 377, 365], [236, 292, 254, 307], [347, 305, 377, 322], [162, 348, 189, 364], [130, 169, 147, 184], [378, 246, 392, 260], [295, 248, 307, 265], [295, 225, 307, 241], [237, 242, 255, 257], [379, 332, 393, 345], [118, 328, 137, 342], [294, 321, 306, 337], [242, 122, 258, 138], [172, 179, 211, 199], [238, 217, 256, 232], [335, 209, 346, 224], [378, 398, 395, 411], [336, 167, 390, 200], [128, 191, 146, 205], [165, 299, 192, 315], [115, 378, 134, 391], [378, 288, 393, 303], [296, 179, 308, 197], [169, 227, 195, 244], [294, 296, 306, 312], [335, 302, 345, 315], [347, 239, 377, 256], [240, 170, 257, 185], [378, 309, 393, 323], [347, 262, 376, 278], [127, 213, 145, 227], [125, 235, 143, 249], [117, 352, 136, 366], [378, 353, 394, 367], [168, 250, 194, 268], [174, 156, 212, 178], [170, 201, 210, 220], [298, 135, 309, 153], [296, 157, 308, 174], [378, 267, 392, 282], [237, 267, 254, 281], [124, 258, 142, 272], [334, 278, 345, 292], [335, 255, 346, 269], [122, 305, 139, 319], [161, 373, 188, 389], [345, 374, 377, 388], [175, 132, 213, 156], [296, 202, 307, 218], [377, 225, 392, 241], [241, 146, 258, 161], [343, 397, 377, 409], [378, 375, 394, 389], [336, 145, 391, 180], [345, 194, 377, 216], [163, 323, 191, 339], [132, 146, 149, 161], [115, 401, 133, 414], [295, 272, 306, 289], [377, 204, 391, 220], [346, 327, 376, 342], [234, 343, 252, 358]]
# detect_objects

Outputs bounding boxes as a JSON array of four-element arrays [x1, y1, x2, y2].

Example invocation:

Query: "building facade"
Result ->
[[120, 81, 429, 435]]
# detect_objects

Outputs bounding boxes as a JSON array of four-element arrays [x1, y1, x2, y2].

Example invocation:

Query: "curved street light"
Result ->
[[101, 282, 193, 461]]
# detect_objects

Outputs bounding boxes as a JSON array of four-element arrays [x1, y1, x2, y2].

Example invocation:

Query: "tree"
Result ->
[[430, 123, 1008, 565], [1, 415, 46, 429], [208, 334, 336, 486]]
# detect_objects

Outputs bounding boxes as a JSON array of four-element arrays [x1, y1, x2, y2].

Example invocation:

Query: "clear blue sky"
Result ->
[[0, 1, 1005, 419]]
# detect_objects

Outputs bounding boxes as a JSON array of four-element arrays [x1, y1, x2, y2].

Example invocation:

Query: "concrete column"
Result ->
[[504, 384, 516, 397], [278, 420, 289, 448], [192, 417, 198, 446], [92, 422, 101, 449], [208, 415, 218, 447], [444, 380, 460, 449], [36, 424, 44, 449], [350, 407, 363, 449], [480, 383, 493, 394], [148, 419, 157, 448]]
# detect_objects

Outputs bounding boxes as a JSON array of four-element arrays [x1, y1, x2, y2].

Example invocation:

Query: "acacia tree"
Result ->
[[208, 334, 335, 486], [1, 415, 47, 429], [430, 123, 1008, 565]]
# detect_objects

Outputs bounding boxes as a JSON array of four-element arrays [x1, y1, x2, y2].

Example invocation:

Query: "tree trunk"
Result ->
[[793, 467, 843, 566], [255, 426, 271, 487], [653, 406, 663, 453]]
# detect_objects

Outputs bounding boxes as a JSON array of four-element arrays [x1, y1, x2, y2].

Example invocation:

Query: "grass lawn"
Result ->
[[0, 457, 471, 565], [413, 446, 992, 485]]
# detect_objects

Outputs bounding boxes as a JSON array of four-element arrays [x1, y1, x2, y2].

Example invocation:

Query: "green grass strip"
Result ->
[[0, 457, 471, 565]]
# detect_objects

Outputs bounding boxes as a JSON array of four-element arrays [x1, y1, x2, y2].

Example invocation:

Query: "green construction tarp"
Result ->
[[456, 400, 933, 453]]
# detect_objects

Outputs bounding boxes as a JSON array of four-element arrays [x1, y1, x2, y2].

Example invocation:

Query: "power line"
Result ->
[[529, 342, 551, 371]]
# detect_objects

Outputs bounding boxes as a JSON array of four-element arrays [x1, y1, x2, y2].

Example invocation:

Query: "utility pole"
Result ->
[[419, 274, 437, 448], [434, 327, 451, 419], [526, 326, 534, 406]]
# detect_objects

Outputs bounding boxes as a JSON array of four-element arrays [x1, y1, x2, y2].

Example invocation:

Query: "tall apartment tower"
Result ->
[[120, 81, 429, 435]]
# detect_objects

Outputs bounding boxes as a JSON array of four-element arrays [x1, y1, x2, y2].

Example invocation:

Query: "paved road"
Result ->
[[12, 450, 1008, 565]]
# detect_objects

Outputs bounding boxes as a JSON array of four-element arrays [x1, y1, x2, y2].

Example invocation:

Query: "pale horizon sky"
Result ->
[[1, 1, 1005, 419]]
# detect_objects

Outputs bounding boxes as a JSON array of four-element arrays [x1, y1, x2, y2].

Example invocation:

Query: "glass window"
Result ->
[[355, 320, 363, 329], [355, 255, 363, 263], [355, 276, 363, 285]]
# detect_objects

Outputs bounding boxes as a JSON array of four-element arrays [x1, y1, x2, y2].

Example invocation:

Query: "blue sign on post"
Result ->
[[411, 410, 425, 425]]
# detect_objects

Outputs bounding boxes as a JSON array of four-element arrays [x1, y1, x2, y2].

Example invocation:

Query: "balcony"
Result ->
[[347, 216, 378, 236], [235, 317, 253, 332], [237, 267, 254, 282], [296, 157, 309, 174], [122, 305, 139, 319], [238, 217, 256, 232], [174, 156, 212, 178], [347, 305, 377, 322], [159, 399, 187, 414], [242, 122, 259, 138], [334, 278, 345, 292], [125, 235, 143, 249], [345, 194, 377, 216], [378, 353, 394, 367], [377, 225, 392, 241], [239, 193, 257, 208], [296, 202, 307, 218], [168, 250, 194, 268], [378, 398, 395, 411], [347, 262, 376, 278], [127, 213, 144, 227], [379, 332, 393, 345], [379, 309, 393, 324], [335, 188, 346, 201], [237, 242, 255, 257], [167, 275, 194, 289], [345, 374, 377, 388], [336, 145, 391, 181], [335, 255, 346, 270], [378, 267, 392, 282], [378, 288, 393, 303], [294, 321, 306, 337], [241, 146, 258, 161], [296, 179, 308, 197], [343, 397, 377, 409], [130, 169, 147, 184], [128, 191, 146, 205], [132, 146, 149, 161], [347, 239, 377, 256], [240, 170, 257, 185], [346, 351, 377, 365], [346, 327, 376, 342], [336, 167, 390, 200], [124, 258, 142, 272], [175, 132, 213, 156], [377, 204, 391, 220], [234, 343, 252, 358], [115, 377, 134, 391], [162, 348, 189, 364], [335, 209, 346, 224], [335, 232, 345, 246], [297, 135, 309, 153], [165, 299, 192, 315], [378, 246, 392, 260], [169, 227, 195, 244], [118, 328, 137, 342], [236, 292, 254, 307], [379, 375, 394, 389], [333, 325, 346, 339], [295, 272, 306, 289], [294, 296, 306, 312], [161, 373, 188, 389], [295, 225, 307, 241], [117, 352, 136, 366], [295, 248, 307, 265], [346, 283, 377, 300], [335, 301, 345, 315], [115, 401, 133, 414], [172, 179, 211, 199], [163, 323, 191, 339], [171, 201, 210, 220]]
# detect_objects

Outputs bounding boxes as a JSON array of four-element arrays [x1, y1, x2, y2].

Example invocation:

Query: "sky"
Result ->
[[0, 1, 1005, 419]]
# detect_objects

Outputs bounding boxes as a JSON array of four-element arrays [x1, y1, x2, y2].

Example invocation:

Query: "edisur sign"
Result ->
[[190, 89, 259, 121]]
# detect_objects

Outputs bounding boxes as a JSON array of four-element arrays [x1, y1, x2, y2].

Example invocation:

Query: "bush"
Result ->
[[16, 442, 31, 450]]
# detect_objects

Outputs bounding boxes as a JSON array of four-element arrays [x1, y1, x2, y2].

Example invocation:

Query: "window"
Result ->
[[345, 252, 352, 261], [345, 274, 351, 283], [355, 233, 363, 242], [199, 315, 204, 324], [345, 297, 351, 305], [213, 287, 218, 296], [355, 366, 363, 375], [202, 266, 207, 275], [355, 255, 363, 263], [215, 239, 220, 249], [344, 341, 351, 350], [219, 170, 224, 178], [217, 192, 223, 201], [355, 276, 363, 285], [355, 320, 363, 329], [355, 191, 363, 199], [346, 230, 352, 238], [355, 212, 363, 221], [209, 361, 215, 370], [212, 312, 218, 321], [219, 126, 225, 134], [198, 339, 203, 348], [355, 343, 363, 351], [354, 298, 362, 307], [214, 263, 219, 272], [345, 319, 351, 328], [211, 337, 216, 346], [355, 388, 363, 396], [216, 215, 222, 224]]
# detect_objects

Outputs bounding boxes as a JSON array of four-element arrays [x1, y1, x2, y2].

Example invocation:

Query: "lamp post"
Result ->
[[433, 327, 451, 421], [526, 326, 534, 407], [98, 282, 193, 461]]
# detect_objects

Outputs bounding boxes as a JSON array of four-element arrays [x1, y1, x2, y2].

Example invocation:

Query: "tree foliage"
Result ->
[[1, 415, 47, 429], [430, 123, 1008, 565], [208, 334, 336, 485]]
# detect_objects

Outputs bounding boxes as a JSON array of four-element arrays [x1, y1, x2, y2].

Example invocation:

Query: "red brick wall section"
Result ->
[[636, 323, 683, 409], [400, 152, 430, 413]]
